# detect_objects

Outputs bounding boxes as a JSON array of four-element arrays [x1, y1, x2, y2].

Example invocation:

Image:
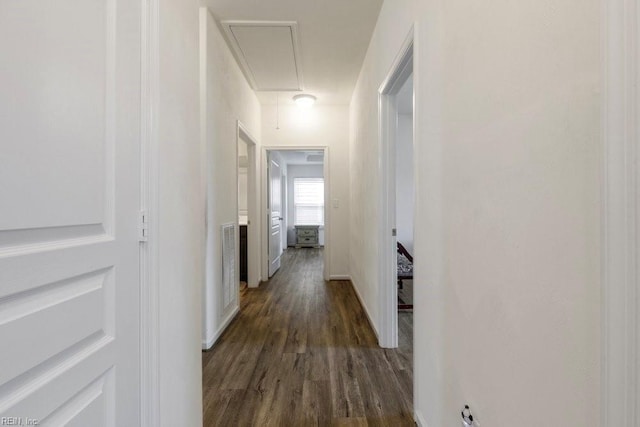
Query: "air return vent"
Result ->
[[221, 21, 304, 91]]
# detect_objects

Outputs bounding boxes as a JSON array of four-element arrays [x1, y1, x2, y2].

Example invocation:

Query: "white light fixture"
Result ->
[[293, 94, 317, 108]]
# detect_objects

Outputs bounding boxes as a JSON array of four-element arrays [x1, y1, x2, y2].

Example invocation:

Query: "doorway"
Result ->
[[395, 75, 414, 316], [237, 122, 259, 289], [238, 134, 249, 290], [263, 148, 329, 279], [378, 35, 414, 349]]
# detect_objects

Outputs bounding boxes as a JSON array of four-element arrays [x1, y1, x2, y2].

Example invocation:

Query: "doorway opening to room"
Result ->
[[378, 34, 414, 354], [393, 71, 414, 360], [236, 122, 259, 290], [263, 148, 329, 279]]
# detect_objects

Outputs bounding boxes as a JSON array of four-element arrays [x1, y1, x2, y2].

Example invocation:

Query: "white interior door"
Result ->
[[281, 174, 288, 251], [0, 0, 142, 425], [268, 154, 283, 277]]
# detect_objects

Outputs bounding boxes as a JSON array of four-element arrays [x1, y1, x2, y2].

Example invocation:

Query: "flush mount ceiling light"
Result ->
[[293, 94, 317, 108]]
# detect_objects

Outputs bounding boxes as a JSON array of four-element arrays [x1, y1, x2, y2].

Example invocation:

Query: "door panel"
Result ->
[[268, 155, 282, 276], [0, 0, 141, 424], [0, 0, 108, 231]]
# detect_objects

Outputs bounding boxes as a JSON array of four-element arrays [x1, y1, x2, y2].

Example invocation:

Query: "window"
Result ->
[[294, 178, 324, 225]]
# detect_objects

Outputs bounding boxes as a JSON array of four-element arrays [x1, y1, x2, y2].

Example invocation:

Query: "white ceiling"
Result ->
[[206, 0, 384, 105]]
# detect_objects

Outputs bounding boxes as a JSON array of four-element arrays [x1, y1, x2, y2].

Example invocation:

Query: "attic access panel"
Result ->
[[221, 21, 304, 92]]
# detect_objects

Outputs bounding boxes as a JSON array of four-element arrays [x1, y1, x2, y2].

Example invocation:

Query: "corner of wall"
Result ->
[[414, 410, 428, 427], [348, 276, 379, 341], [202, 305, 239, 350]]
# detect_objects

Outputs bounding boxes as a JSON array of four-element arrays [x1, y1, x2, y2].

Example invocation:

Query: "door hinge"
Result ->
[[392, 228, 397, 237], [139, 210, 149, 242]]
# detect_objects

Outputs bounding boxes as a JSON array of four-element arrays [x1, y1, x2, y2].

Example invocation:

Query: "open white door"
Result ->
[[0, 0, 142, 424], [268, 154, 283, 277]]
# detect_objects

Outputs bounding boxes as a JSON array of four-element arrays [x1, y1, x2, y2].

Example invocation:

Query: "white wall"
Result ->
[[285, 164, 326, 246], [396, 113, 414, 254], [238, 140, 248, 218], [262, 104, 350, 278], [238, 168, 248, 217], [200, 8, 261, 349], [349, 0, 601, 426], [157, 0, 203, 425]]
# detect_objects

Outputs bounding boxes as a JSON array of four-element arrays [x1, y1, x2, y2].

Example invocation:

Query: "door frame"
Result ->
[[602, 0, 640, 425], [261, 147, 330, 282], [377, 30, 414, 349], [237, 121, 260, 288]]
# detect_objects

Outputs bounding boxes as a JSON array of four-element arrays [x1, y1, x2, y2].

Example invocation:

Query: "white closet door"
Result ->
[[268, 155, 282, 277], [0, 0, 142, 424]]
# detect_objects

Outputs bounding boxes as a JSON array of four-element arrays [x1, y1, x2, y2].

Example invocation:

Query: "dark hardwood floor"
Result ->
[[202, 248, 414, 426]]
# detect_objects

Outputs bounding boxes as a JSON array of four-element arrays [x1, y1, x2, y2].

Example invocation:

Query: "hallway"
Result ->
[[202, 249, 413, 426]]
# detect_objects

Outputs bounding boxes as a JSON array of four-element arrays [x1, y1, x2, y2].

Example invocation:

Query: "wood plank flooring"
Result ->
[[202, 248, 414, 426]]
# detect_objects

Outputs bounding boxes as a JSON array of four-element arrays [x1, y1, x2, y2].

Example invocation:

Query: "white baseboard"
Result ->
[[348, 276, 379, 341], [414, 410, 427, 427], [329, 275, 351, 281], [202, 306, 239, 350]]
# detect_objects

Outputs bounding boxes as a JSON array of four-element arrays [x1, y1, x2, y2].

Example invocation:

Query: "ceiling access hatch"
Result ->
[[221, 21, 304, 92]]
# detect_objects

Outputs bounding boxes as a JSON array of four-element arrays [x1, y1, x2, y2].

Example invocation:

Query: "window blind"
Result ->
[[294, 178, 324, 225]]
